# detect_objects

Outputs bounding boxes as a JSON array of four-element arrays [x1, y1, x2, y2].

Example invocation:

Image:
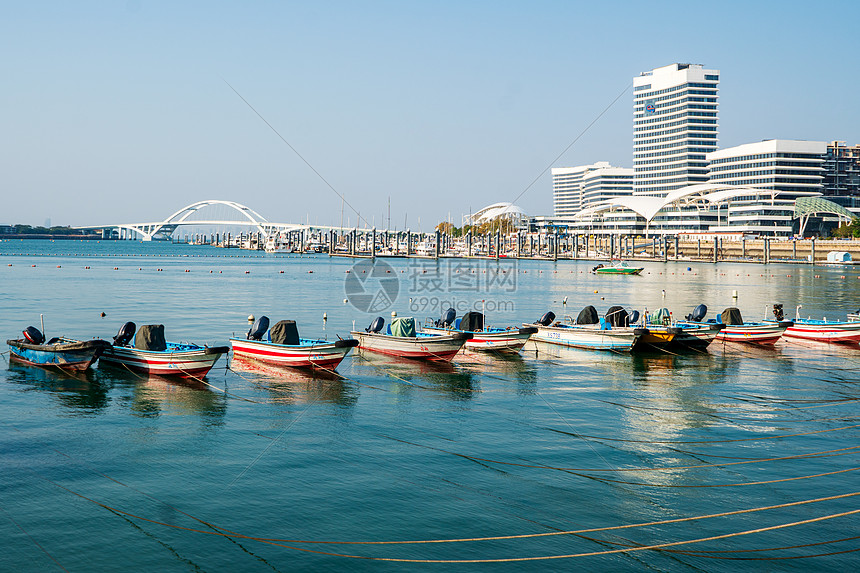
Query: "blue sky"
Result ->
[[3, 1, 858, 229]]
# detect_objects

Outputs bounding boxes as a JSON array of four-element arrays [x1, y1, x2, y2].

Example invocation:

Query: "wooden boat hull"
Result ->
[[100, 343, 230, 378], [230, 337, 358, 370], [6, 338, 111, 371], [668, 324, 723, 349], [634, 327, 679, 349], [528, 324, 645, 352], [350, 331, 471, 361], [779, 319, 860, 344], [714, 321, 791, 345], [421, 326, 536, 353]]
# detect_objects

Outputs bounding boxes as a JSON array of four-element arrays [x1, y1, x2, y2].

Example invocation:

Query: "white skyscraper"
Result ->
[[633, 63, 719, 196]]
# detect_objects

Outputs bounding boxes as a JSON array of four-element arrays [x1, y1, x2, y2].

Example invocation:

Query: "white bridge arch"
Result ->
[[80, 199, 307, 241]]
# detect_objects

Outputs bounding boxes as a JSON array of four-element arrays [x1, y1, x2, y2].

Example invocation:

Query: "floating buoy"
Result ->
[[279, 270, 284, 274], [594, 290, 598, 294], [245, 271, 250, 274], [100, 312, 106, 317], [113, 267, 118, 270], [56, 265, 61, 268], [308, 270, 313, 273]]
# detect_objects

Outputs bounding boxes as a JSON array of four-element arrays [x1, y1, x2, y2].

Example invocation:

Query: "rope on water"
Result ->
[[30, 478, 860, 562], [378, 435, 860, 473], [0, 504, 69, 572], [549, 423, 860, 445]]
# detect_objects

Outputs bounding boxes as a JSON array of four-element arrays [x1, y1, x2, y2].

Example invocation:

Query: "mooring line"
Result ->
[[36, 474, 860, 546], [32, 479, 860, 562], [549, 423, 860, 445], [376, 435, 860, 473], [0, 504, 69, 572]]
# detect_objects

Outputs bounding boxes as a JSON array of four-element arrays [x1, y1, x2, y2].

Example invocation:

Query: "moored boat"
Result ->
[[7, 326, 110, 372], [528, 308, 646, 352], [99, 322, 229, 378], [592, 261, 644, 275], [647, 305, 724, 350], [230, 316, 358, 370], [679, 306, 789, 346], [769, 305, 860, 344], [351, 316, 471, 361], [421, 308, 536, 353]]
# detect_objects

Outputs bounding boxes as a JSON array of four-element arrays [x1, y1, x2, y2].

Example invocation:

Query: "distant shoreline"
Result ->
[[0, 234, 106, 240]]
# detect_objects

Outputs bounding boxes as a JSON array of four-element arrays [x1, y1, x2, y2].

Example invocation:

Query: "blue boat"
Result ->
[[7, 326, 111, 372]]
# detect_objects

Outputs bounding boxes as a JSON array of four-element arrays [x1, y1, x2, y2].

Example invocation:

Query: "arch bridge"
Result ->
[[77, 200, 320, 241]]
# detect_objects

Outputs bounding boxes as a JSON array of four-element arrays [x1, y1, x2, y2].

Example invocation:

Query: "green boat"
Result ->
[[592, 261, 643, 275]]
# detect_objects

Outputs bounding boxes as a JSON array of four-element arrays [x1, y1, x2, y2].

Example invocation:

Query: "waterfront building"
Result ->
[[464, 202, 528, 227], [707, 139, 826, 235], [822, 141, 860, 210], [633, 63, 719, 196], [552, 162, 633, 216], [581, 166, 634, 210]]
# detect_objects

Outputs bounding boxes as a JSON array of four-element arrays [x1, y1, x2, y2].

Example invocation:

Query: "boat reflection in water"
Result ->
[[122, 372, 228, 422], [229, 355, 357, 407], [6, 363, 110, 413], [355, 351, 476, 399]]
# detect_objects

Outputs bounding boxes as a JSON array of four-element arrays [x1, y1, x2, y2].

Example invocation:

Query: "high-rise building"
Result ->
[[633, 63, 719, 196], [707, 139, 826, 235], [822, 141, 860, 208], [552, 162, 633, 216], [580, 166, 634, 210]]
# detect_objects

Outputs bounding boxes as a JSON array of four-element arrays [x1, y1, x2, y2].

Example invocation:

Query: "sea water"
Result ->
[[1, 239, 859, 571]]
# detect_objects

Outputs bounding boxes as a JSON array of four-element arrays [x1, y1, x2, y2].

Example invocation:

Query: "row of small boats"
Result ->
[[529, 303, 860, 351], [7, 302, 860, 378]]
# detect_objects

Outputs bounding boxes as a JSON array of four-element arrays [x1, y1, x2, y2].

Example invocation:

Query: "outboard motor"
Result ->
[[113, 322, 136, 346], [629, 310, 641, 325], [367, 317, 385, 333], [685, 304, 708, 322], [246, 316, 270, 341], [438, 307, 456, 328], [23, 326, 45, 345], [605, 306, 629, 327], [773, 304, 785, 321], [536, 311, 556, 326]]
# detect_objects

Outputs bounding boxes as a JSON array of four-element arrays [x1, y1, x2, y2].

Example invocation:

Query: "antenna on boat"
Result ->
[[796, 304, 802, 320], [40, 314, 45, 340]]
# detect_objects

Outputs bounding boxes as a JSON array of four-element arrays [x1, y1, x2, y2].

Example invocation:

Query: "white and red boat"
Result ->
[[421, 309, 536, 353], [770, 305, 860, 344], [715, 322, 792, 345], [99, 322, 229, 378], [230, 317, 357, 370], [352, 316, 471, 361], [678, 307, 790, 346], [779, 319, 860, 344]]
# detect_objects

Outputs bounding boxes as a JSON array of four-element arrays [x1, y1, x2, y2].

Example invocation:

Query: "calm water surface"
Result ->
[[1, 239, 859, 571]]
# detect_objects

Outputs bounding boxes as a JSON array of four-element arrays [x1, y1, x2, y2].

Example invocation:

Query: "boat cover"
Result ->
[[135, 325, 167, 351], [460, 311, 484, 332], [391, 317, 416, 337], [721, 307, 744, 325], [650, 308, 671, 325], [271, 320, 300, 345], [605, 306, 629, 327], [576, 306, 599, 325]]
